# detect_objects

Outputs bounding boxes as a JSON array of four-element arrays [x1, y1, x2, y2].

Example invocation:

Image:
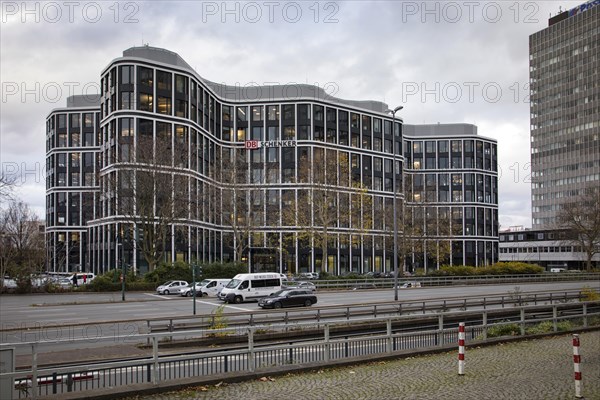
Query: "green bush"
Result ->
[[143, 260, 193, 284], [427, 262, 544, 276], [486, 322, 520, 337], [199, 262, 247, 280], [526, 320, 573, 335], [431, 265, 477, 276]]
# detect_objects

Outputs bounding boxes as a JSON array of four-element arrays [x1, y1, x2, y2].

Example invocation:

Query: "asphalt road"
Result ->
[[1, 281, 597, 329]]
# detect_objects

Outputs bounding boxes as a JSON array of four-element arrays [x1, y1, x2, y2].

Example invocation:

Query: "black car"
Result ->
[[258, 289, 317, 309]]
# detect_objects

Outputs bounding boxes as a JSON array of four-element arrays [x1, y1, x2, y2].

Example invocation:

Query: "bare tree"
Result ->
[[395, 174, 459, 273], [556, 188, 600, 271], [0, 171, 17, 203], [284, 149, 365, 273], [221, 148, 256, 263], [0, 200, 45, 286], [110, 122, 189, 271]]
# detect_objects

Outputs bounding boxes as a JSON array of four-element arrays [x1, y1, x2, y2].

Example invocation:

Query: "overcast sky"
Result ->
[[0, 0, 583, 228]]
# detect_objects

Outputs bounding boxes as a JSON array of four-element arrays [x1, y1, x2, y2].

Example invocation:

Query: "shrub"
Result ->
[[526, 320, 573, 334], [581, 286, 600, 301], [143, 260, 193, 284], [199, 262, 247, 280], [486, 322, 520, 338]]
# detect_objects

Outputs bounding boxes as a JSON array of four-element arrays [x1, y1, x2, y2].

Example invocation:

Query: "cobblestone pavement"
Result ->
[[134, 331, 600, 400]]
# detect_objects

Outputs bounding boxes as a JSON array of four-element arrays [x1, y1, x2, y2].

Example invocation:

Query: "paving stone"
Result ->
[[135, 331, 600, 400]]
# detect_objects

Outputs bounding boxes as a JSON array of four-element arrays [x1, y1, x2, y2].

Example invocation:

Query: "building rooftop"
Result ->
[[66, 95, 101, 108], [403, 123, 478, 137], [120, 46, 390, 114]]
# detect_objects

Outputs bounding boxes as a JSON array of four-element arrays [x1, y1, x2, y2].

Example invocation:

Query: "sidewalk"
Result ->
[[134, 331, 600, 400]]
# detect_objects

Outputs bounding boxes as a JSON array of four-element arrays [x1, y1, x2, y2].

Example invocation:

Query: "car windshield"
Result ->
[[162, 281, 174, 286], [198, 279, 211, 287], [270, 290, 290, 297], [225, 279, 241, 289]]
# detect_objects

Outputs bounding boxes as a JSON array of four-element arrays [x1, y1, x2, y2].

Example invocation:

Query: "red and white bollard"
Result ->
[[458, 322, 465, 375], [573, 334, 583, 398]]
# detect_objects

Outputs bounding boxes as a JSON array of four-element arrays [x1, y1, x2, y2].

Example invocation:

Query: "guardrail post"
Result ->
[[52, 372, 57, 394], [374, 305, 377, 318], [324, 324, 330, 363], [248, 328, 255, 372], [422, 301, 426, 314], [583, 303, 588, 328], [520, 308, 526, 336], [146, 321, 151, 346], [152, 336, 159, 384], [346, 307, 350, 320], [66, 373, 73, 393], [387, 319, 392, 353], [438, 314, 444, 347], [501, 296, 504, 308], [482, 311, 488, 341], [31, 343, 38, 399], [482, 297, 486, 310], [553, 305, 558, 332]]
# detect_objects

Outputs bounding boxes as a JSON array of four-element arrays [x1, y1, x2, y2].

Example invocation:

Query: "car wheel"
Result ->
[[304, 299, 312, 307], [186, 291, 192, 297], [234, 296, 243, 304], [273, 302, 282, 309], [164, 289, 170, 295]]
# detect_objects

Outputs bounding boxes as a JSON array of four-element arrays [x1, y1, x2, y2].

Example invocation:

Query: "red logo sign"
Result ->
[[245, 140, 259, 149]]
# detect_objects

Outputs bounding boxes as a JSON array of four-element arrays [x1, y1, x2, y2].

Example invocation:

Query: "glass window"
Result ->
[[157, 96, 171, 115], [138, 67, 153, 87], [283, 104, 295, 120], [222, 106, 231, 122], [267, 126, 279, 141], [425, 141, 436, 153], [451, 140, 462, 152], [120, 92, 133, 110], [314, 105, 324, 121], [438, 140, 448, 153], [157, 70, 172, 91], [298, 104, 309, 120], [237, 107, 247, 122], [413, 141, 422, 153], [175, 75, 187, 95], [268, 105, 279, 121], [351, 113, 359, 129], [139, 93, 153, 112], [252, 106, 264, 121], [120, 65, 132, 85]]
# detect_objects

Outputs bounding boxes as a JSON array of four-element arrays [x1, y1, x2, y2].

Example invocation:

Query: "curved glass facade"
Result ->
[[46, 47, 498, 276]]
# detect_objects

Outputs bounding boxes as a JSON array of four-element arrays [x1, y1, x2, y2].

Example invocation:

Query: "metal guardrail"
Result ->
[[313, 272, 600, 290], [146, 289, 589, 335], [2, 301, 599, 399]]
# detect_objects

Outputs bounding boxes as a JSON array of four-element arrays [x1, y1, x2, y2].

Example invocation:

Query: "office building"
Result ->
[[529, 0, 599, 229], [46, 47, 498, 275], [403, 124, 498, 269]]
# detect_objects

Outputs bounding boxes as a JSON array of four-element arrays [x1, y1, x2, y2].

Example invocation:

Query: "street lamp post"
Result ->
[[387, 106, 404, 301]]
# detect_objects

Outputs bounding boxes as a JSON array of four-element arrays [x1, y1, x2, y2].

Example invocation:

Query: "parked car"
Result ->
[[352, 283, 377, 290], [285, 281, 316, 292], [398, 281, 422, 289], [179, 279, 230, 297], [156, 280, 188, 295], [258, 289, 317, 309], [298, 272, 319, 280]]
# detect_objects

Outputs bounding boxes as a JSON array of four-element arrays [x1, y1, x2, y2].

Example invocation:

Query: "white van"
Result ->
[[179, 279, 230, 297], [218, 273, 283, 304]]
